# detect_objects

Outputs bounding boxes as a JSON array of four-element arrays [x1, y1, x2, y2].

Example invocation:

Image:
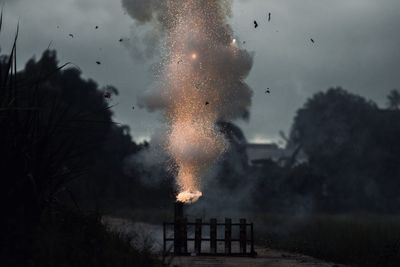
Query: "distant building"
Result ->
[[246, 143, 307, 166]]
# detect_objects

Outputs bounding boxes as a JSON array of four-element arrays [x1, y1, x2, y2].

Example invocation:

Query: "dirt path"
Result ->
[[167, 248, 350, 267], [103, 218, 350, 267]]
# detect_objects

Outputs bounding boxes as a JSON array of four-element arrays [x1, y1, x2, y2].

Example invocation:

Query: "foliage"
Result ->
[[32, 207, 161, 267], [258, 214, 400, 267], [0, 19, 162, 266], [387, 89, 400, 110], [287, 87, 400, 212]]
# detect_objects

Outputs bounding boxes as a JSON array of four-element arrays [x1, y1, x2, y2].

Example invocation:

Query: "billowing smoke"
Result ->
[[123, 0, 253, 203]]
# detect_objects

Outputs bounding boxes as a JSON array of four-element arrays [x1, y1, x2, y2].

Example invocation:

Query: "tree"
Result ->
[[289, 88, 381, 209], [387, 89, 400, 110], [290, 87, 377, 167], [289, 87, 400, 212]]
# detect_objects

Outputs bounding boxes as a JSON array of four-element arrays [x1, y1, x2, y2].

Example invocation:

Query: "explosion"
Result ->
[[123, 0, 253, 204]]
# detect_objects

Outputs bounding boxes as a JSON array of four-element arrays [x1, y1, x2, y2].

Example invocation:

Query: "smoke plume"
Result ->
[[123, 0, 254, 203]]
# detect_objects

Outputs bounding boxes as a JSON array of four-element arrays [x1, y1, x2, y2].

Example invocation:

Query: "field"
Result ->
[[255, 213, 400, 267]]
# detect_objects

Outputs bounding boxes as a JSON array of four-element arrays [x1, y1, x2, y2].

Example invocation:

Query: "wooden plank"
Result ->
[[210, 218, 217, 254], [163, 222, 166, 255], [239, 218, 247, 255], [195, 219, 202, 254], [250, 223, 255, 255], [182, 218, 188, 254], [174, 219, 181, 254], [225, 218, 232, 254]]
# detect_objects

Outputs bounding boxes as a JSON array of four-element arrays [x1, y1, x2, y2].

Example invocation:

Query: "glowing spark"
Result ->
[[191, 53, 198, 60]]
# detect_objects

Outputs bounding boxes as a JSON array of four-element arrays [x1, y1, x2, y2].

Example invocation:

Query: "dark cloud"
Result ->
[[0, 0, 19, 4], [121, 0, 163, 23], [2, 0, 400, 143], [232, 0, 400, 141]]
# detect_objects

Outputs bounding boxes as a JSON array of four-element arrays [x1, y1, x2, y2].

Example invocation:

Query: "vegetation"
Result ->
[[0, 18, 161, 266], [257, 214, 400, 267], [249, 87, 400, 213]]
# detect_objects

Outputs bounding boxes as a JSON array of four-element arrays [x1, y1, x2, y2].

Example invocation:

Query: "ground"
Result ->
[[167, 248, 350, 267], [104, 218, 350, 267]]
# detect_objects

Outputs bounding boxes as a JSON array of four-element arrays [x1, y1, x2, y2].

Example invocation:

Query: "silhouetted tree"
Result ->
[[387, 89, 400, 110], [289, 87, 400, 211]]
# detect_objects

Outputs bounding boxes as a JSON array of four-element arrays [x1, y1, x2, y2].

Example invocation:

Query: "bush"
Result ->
[[258, 214, 400, 267], [31, 207, 161, 267]]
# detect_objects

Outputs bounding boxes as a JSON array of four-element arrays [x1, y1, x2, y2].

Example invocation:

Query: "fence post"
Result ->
[[239, 218, 247, 255], [163, 222, 166, 255], [225, 218, 232, 254], [174, 202, 183, 255], [250, 223, 255, 256], [174, 220, 181, 254], [182, 218, 188, 254], [210, 218, 217, 254], [195, 218, 202, 254]]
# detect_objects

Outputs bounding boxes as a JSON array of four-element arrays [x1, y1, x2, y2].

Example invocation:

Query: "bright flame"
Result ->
[[177, 190, 203, 204]]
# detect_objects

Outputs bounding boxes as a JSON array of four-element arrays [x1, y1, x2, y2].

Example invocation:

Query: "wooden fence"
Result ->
[[163, 218, 256, 257]]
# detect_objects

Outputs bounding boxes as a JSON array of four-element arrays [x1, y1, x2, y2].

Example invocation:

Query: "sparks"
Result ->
[[136, 0, 253, 204]]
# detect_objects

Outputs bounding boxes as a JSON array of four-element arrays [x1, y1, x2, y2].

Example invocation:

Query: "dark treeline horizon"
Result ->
[[2, 48, 400, 216]]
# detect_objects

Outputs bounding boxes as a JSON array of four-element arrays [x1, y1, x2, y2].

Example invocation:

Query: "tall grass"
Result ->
[[0, 12, 162, 267], [256, 214, 400, 267]]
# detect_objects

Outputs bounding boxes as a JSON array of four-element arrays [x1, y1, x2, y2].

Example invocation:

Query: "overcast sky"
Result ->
[[1, 0, 399, 144]]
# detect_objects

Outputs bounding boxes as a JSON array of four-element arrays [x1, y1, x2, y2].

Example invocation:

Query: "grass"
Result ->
[[32, 207, 162, 267], [255, 213, 400, 267], [0, 15, 162, 267]]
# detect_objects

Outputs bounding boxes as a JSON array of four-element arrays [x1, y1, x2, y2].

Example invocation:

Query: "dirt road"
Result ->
[[167, 248, 349, 267], [104, 218, 350, 267]]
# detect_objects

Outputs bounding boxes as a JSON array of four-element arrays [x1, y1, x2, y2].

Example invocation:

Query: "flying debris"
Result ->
[[119, 38, 123, 42], [205, 102, 210, 105], [132, 106, 135, 110], [96, 61, 101, 65], [57, 26, 60, 29], [243, 41, 246, 44], [268, 13, 271, 22], [254, 20, 258, 28], [177, 59, 183, 64], [265, 88, 271, 94], [68, 34, 74, 38], [310, 38, 315, 43], [95, 26, 99, 29], [104, 92, 111, 99]]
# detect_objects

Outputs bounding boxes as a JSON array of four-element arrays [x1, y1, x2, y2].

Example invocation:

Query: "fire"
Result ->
[[177, 190, 203, 204], [139, 0, 252, 204], [124, 0, 253, 204], [162, 1, 232, 204]]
